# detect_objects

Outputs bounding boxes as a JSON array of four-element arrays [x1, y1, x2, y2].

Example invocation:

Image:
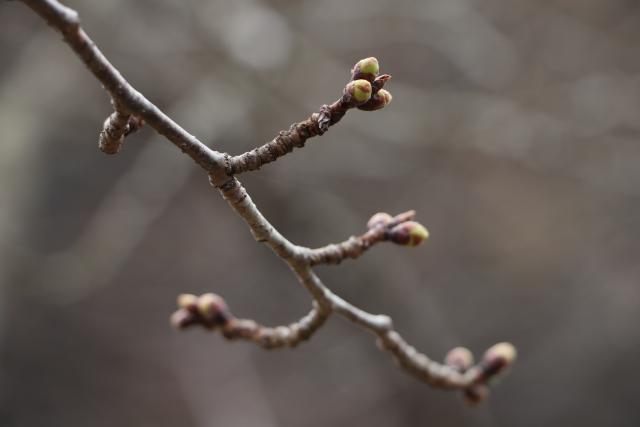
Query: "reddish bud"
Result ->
[[124, 115, 145, 136], [170, 308, 196, 329], [357, 89, 392, 111], [389, 221, 429, 247], [197, 293, 230, 323], [351, 57, 379, 82], [445, 347, 474, 372], [367, 212, 393, 229]]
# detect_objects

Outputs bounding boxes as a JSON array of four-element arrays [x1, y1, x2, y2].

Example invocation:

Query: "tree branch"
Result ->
[[14, 0, 517, 403], [226, 75, 391, 175], [303, 210, 430, 265], [171, 294, 330, 349], [21, 0, 226, 173]]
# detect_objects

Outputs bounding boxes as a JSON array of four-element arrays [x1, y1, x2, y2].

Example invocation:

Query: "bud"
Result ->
[[351, 57, 379, 82], [445, 347, 474, 372], [389, 221, 429, 246], [197, 293, 229, 322], [170, 309, 196, 329], [357, 89, 392, 111], [177, 293, 198, 310], [367, 212, 393, 229], [484, 342, 517, 365], [344, 79, 372, 104], [481, 342, 517, 379]]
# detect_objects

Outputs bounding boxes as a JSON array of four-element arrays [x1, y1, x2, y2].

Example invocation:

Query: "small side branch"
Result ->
[[98, 110, 144, 154], [378, 330, 516, 395], [171, 293, 330, 349], [21, 0, 226, 173], [304, 210, 428, 265], [227, 61, 393, 175]]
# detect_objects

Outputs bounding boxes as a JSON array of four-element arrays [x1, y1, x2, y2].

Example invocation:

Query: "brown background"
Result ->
[[1, 0, 640, 425]]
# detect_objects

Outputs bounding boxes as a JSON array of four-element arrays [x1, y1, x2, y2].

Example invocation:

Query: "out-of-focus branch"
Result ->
[[20, 0, 226, 173], [15, 0, 517, 402], [171, 294, 330, 349]]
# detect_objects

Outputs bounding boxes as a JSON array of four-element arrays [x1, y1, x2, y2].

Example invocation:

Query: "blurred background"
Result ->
[[1, 0, 640, 425]]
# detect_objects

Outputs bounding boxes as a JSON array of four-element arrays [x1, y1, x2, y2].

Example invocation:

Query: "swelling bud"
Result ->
[[389, 221, 429, 246], [358, 89, 392, 111], [445, 347, 474, 372], [351, 57, 379, 82], [344, 79, 372, 104], [170, 309, 196, 329], [197, 293, 230, 322], [480, 342, 517, 380], [367, 212, 393, 229]]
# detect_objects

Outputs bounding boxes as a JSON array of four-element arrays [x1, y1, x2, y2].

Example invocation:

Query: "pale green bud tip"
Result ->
[[352, 57, 380, 82], [197, 293, 227, 319], [367, 212, 393, 229], [484, 342, 517, 365], [346, 79, 372, 103], [408, 222, 429, 246], [389, 221, 429, 246], [445, 347, 474, 371], [177, 293, 198, 309], [356, 56, 380, 77]]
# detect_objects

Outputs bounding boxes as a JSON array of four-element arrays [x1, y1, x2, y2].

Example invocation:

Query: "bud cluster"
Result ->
[[170, 292, 233, 330], [343, 57, 392, 111], [366, 211, 429, 247], [444, 342, 517, 405]]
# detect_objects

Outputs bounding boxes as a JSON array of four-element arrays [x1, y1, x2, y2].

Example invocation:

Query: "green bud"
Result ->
[[357, 89, 392, 111], [345, 79, 372, 104], [351, 57, 379, 82], [367, 212, 393, 229], [389, 221, 429, 247]]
